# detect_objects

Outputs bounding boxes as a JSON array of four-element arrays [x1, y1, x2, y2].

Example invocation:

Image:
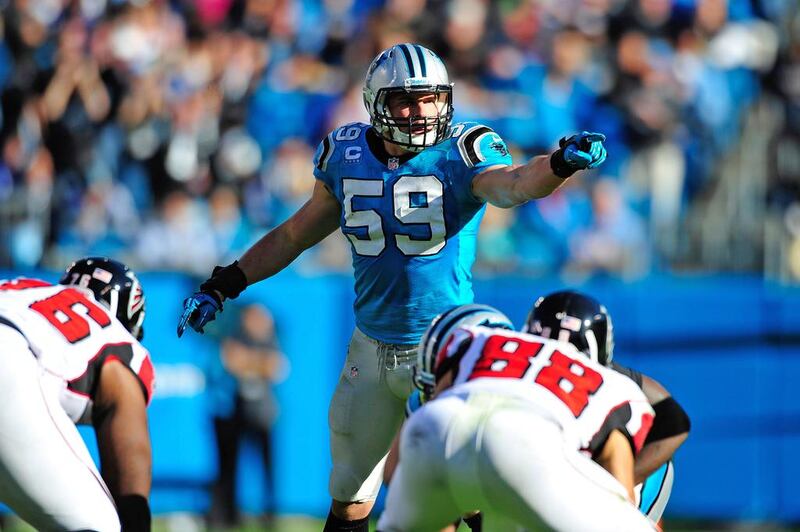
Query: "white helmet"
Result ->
[[414, 304, 513, 398], [363, 43, 454, 152]]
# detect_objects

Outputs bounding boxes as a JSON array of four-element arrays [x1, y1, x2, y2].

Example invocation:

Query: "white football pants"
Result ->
[[0, 325, 120, 531], [328, 327, 415, 502], [378, 392, 656, 532]]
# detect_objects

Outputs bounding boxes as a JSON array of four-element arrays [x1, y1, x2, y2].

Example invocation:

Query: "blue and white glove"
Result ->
[[177, 292, 222, 337], [550, 131, 607, 178], [176, 261, 248, 337]]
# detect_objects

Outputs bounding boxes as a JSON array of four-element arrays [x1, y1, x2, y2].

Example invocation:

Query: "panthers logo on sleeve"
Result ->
[[453, 124, 513, 170]]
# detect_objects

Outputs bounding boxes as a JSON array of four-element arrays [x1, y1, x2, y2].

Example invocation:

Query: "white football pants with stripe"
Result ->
[[378, 392, 656, 532], [0, 325, 120, 531]]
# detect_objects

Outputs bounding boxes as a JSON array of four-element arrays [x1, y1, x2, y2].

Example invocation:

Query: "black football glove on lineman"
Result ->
[[176, 261, 248, 337], [118, 494, 150, 532], [550, 131, 607, 178]]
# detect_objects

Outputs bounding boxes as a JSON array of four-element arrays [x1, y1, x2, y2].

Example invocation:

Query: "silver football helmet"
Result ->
[[363, 43, 454, 152], [414, 304, 513, 398]]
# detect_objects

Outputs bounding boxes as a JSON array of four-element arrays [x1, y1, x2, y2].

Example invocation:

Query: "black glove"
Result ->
[[549, 131, 607, 178], [177, 261, 248, 337], [200, 261, 248, 300], [117, 494, 151, 532]]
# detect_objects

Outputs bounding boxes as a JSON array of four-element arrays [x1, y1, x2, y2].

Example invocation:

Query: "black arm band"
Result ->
[[117, 494, 151, 532], [199, 260, 248, 300], [549, 146, 578, 178], [645, 396, 691, 444]]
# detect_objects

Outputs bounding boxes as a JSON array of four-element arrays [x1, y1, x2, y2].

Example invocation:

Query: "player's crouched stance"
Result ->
[[0, 258, 154, 531], [527, 291, 691, 525], [378, 306, 657, 531]]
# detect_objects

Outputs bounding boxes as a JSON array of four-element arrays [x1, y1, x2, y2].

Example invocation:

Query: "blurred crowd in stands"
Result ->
[[0, 0, 797, 280]]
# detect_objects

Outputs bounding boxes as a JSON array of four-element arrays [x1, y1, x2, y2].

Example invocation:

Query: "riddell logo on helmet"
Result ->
[[404, 78, 429, 87]]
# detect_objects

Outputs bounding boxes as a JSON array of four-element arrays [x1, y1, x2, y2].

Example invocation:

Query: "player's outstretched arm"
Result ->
[[177, 180, 341, 336], [634, 375, 690, 484], [472, 131, 607, 208], [92, 360, 152, 531], [238, 180, 341, 284]]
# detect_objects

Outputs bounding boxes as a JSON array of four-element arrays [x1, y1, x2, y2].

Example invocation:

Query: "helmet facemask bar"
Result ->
[[371, 85, 454, 152]]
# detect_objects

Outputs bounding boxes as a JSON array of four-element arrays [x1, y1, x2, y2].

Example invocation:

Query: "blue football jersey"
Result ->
[[313, 122, 512, 343]]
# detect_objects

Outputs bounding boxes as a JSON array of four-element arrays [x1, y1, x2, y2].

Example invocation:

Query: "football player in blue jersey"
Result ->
[[177, 43, 608, 531]]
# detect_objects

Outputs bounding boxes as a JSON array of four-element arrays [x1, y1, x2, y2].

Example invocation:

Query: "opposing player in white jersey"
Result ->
[[378, 306, 656, 531], [0, 257, 154, 531], [526, 290, 691, 525], [387, 299, 688, 531]]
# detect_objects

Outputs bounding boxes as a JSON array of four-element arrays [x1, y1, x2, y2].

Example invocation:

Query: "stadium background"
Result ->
[[1, 0, 799, 529]]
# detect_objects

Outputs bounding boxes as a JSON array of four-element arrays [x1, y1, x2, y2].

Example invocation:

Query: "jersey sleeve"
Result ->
[[586, 397, 655, 458], [67, 341, 155, 409], [453, 123, 513, 174], [625, 399, 655, 454], [448, 123, 513, 205], [312, 131, 336, 189]]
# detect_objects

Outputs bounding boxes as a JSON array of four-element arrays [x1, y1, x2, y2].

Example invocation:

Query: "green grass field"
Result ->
[[3, 514, 800, 531]]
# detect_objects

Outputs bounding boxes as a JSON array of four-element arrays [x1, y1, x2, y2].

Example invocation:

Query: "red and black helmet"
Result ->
[[59, 257, 146, 341]]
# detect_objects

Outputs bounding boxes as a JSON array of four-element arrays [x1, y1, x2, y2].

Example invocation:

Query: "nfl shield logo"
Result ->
[[388, 157, 399, 170]]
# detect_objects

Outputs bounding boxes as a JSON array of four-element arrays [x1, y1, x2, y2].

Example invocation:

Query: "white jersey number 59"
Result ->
[[343, 175, 445, 257]]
